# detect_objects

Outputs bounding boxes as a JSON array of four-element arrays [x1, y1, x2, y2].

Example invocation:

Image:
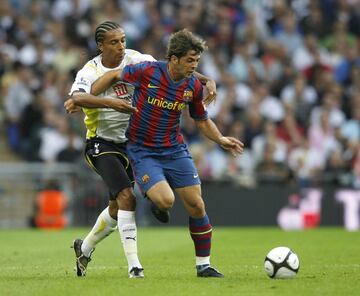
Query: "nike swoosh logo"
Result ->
[[148, 83, 159, 89], [193, 174, 198, 178]]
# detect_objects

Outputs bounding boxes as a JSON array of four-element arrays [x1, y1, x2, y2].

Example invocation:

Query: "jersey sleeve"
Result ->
[[120, 62, 152, 88], [69, 63, 98, 95], [127, 50, 156, 64], [189, 79, 208, 120]]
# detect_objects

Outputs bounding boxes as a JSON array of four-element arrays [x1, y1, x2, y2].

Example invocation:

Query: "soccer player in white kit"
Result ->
[[66, 21, 156, 278]]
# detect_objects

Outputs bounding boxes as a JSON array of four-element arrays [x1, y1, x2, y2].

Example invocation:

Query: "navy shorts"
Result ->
[[126, 143, 201, 194], [85, 138, 134, 200]]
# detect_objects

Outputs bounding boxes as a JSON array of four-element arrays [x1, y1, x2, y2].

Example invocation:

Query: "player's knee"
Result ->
[[188, 199, 205, 216], [157, 196, 174, 211], [116, 187, 136, 211]]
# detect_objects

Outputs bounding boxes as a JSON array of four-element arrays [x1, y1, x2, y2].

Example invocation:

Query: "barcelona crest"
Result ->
[[142, 174, 150, 184], [183, 90, 193, 102]]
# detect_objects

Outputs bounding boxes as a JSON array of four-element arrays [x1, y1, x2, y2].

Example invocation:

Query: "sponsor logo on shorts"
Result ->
[[94, 143, 100, 154]]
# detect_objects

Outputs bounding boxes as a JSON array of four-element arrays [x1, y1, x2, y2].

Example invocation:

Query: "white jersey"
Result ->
[[70, 49, 155, 143]]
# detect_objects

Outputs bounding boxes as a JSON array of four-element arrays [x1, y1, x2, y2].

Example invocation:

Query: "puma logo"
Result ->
[[125, 236, 136, 241]]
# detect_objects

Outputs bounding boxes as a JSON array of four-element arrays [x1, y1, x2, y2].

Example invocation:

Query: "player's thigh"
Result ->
[[147, 180, 175, 209], [87, 152, 132, 200]]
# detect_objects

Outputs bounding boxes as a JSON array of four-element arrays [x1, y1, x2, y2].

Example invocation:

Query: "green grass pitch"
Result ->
[[0, 227, 359, 296]]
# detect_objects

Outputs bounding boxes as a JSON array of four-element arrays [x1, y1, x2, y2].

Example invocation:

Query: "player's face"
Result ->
[[174, 50, 201, 78], [100, 28, 126, 66]]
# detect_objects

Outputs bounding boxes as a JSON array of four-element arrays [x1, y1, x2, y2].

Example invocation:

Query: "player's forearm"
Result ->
[[91, 69, 122, 95], [195, 119, 223, 144], [71, 93, 114, 108]]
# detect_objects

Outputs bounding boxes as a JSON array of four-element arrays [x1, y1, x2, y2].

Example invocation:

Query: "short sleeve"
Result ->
[[69, 63, 97, 95], [189, 79, 208, 120], [120, 62, 152, 88], [127, 50, 156, 64]]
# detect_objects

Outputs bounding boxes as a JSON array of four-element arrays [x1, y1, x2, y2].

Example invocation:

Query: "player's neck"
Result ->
[[167, 64, 183, 82], [102, 55, 122, 68]]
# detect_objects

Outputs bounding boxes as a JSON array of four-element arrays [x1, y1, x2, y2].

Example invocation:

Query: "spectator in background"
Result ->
[[324, 149, 350, 186], [243, 107, 263, 148], [3, 63, 35, 151], [310, 91, 345, 128], [276, 112, 305, 151], [18, 92, 44, 161], [308, 110, 342, 164], [292, 33, 331, 72], [256, 142, 290, 184], [38, 116, 82, 163], [0, 0, 358, 190], [274, 11, 303, 55], [57, 131, 83, 163], [341, 106, 360, 143], [255, 82, 285, 123], [280, 73, 317, 126], [352, 146, 360, 189], [288, 139, 324, 188], [252, 120, 287, 165], [300, 2, 328, 38]]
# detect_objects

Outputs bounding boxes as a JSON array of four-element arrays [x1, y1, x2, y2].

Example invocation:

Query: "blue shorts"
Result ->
[[126, 143, 201, 194]]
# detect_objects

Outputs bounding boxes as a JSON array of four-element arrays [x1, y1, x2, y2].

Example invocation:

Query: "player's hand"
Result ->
[[64, 98, 80, 114], [219, 136, 244, 157], [111, 99, 138, 114], [203, 79, 217, 106]]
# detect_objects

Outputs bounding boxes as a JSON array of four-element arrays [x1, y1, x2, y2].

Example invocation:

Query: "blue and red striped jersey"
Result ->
[[120, 61, 208, 148]]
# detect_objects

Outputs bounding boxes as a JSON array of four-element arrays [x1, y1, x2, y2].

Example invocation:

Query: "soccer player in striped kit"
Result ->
[[89, 29, 244, 277], [65, 23, 218, 278]]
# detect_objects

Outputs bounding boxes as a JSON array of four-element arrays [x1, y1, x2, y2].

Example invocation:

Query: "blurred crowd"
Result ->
[[0, 0, 359, 188]]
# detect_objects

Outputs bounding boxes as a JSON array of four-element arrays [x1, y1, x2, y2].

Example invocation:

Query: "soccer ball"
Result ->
[[264, 246, 300, 279]]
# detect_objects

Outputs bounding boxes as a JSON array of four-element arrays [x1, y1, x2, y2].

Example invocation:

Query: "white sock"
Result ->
[[81, 206, 117, 257], [117, 210, 142, 271], [196, 256, 210, 267]]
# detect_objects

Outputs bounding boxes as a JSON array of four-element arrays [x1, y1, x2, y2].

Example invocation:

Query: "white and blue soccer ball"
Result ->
[[264, 246, 300, 279]]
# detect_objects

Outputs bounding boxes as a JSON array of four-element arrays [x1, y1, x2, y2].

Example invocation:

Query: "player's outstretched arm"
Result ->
[[64, 92, 137, 114], [195, 118, 244, 157], [194, 72, 217, 106], [91, 69, 122, 96]]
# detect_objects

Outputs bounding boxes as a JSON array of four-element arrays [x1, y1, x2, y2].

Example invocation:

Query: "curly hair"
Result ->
[[166, 29, 207, 60]]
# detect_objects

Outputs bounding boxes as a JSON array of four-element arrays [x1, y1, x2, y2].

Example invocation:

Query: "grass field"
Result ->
[[0, 227, 359, 296]]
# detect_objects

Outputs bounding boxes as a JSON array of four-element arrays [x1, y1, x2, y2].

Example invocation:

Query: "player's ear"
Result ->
[[98, 43, 103, 53], [170, 55, 179, 64]]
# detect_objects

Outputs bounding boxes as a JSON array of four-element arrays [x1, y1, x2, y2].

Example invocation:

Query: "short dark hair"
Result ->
[[166, 29, 207, 60], [94, 21, 122, 46]]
